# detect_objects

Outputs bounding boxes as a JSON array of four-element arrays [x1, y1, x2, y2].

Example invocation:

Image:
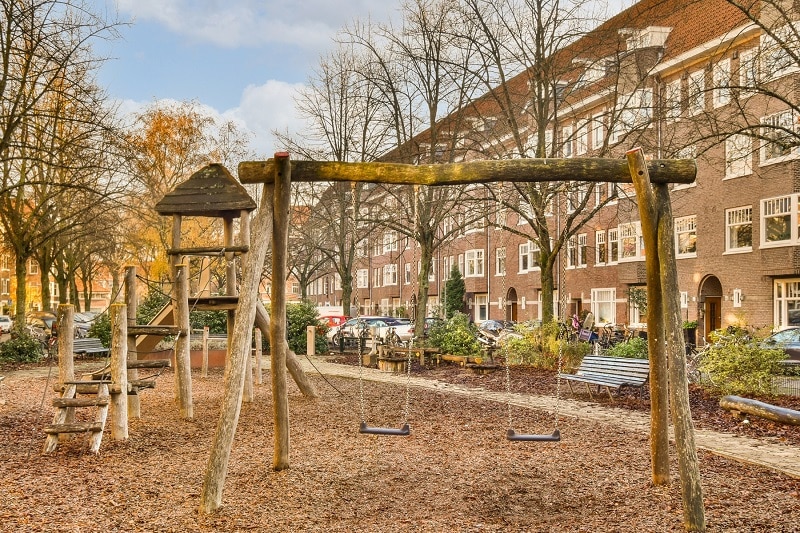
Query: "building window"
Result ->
[[712, 58, 731, 108], [614, 88, 653, 142], [619, 222, 644, 261], [725, 206, 752, 253], [595, 230, 607, 265], [429, 259, 437, 281], [474, 294, 489, 322], [458, 254, 464, 275], [664, 79, 682, 122], [739, 47, 758, 90], [519, 241, 539, 273], [725, 134, 752, 178], [28, 259, 39, 275], [0, 254, 9, 270], [687, 70, 705, 115], [0, 278, 9, 295], [608, 228, 619, 264], [465, 249, 485, 277], [567, 183, 589, 213], [373, 268, 381, 287], [591, 288, 616, 324], [775, 279, 800, 328], [761, 27, 799, 81], [576, 122, 588, 155], [357, 269, 368, 289], [567, 234, 587, 269], [761, 194, 795, 246], [495, 247, 506, 276], [592, 112, 605, 148], [383, 264, 398, 286], [675, 215, 697, 258], [761, 110, 798, 164], [404, 263, 411, 284], [383, 231, 399, 254], [561, 126, 573, 157]]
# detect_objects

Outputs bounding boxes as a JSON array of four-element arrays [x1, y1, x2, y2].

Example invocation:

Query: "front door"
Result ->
[[704, 297, 722, 338]]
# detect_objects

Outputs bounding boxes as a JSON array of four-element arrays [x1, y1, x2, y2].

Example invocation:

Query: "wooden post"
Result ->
[[270, 153, 292, 471], [57, 304, 75, 429], [174, 263, 193, 419], [243, 350, 254, 402], [199, 180, 276, 514], [109, 303, 128, 441], [224, 214, 237, 370], [307, 325, 315, 356], [254, 328, 263, 385], [627, 150, 670, 486], [125, 266, 140, 418], [202, 326, 209, 378], [628, 148, 706, 532]]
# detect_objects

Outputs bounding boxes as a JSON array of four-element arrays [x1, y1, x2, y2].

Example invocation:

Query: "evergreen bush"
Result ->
[[0, 332, 44, 363], [427, 312, 480, 356]]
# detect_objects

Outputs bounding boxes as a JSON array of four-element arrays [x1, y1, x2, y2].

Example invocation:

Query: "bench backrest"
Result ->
[[72, 338, 106, 350], [576, 355, 650, 384]]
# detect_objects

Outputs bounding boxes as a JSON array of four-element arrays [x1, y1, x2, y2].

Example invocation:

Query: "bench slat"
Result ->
[[559, 356, 650, 399]]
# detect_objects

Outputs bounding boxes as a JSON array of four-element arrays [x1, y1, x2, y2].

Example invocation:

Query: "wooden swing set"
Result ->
[[194, 149, 706, 531]]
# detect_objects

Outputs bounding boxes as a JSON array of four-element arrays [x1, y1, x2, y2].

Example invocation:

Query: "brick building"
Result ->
[[305, 0, 800, 341]]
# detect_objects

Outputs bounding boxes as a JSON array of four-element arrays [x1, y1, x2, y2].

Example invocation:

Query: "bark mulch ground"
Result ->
[[0, 360, 798, 532]]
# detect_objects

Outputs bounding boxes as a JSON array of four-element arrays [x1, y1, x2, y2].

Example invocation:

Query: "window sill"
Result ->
[[723, 248, 752, 255]]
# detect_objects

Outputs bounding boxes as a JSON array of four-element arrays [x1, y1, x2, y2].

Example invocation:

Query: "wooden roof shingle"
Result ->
[[154, 163, 257, 218]]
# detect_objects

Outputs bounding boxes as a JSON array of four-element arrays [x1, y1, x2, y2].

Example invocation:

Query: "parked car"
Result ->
[[0, 315, 12, 334], [26, 312, 57, 338], [760, 327, 800, 361], [327, 316, 413, 346], [409, 317, 444, 339]]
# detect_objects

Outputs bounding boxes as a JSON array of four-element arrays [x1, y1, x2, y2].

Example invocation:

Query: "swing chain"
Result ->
[[351, 182, 368, 424]]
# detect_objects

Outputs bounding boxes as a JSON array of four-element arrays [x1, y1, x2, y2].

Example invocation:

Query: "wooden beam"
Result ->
[[239, 157, 696, 186], [166, 246, 249, 256]]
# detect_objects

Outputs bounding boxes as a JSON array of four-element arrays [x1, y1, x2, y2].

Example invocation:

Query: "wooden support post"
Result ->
[[57, 304, 75, 429], [628, 148, 705, 532], [307, 325, 315, 356], [110, 304, 128, 441], [243, 349, 254, 403], [224, 215, 237, 371], [271, 153, 291, 471], [125, 266, 140, 418], [254, 328, 263, 385], [202, 326, 209, 378], [200, 177, 277, 514], [174, 263, 193, 420]]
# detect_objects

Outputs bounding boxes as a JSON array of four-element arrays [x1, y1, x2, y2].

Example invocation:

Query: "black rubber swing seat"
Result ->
[[359, 422, 410, 436], [507, 428, 561, 442]]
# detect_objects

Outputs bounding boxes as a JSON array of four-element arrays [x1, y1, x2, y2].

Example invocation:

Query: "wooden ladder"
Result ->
[[43, 380, 110, 453]]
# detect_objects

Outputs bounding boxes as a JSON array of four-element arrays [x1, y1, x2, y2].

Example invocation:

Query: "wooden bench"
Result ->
[[72, 337, 109, 357], [558, 355, 650, 401]]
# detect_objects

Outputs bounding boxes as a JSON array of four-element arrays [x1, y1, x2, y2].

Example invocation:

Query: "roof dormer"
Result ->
[[620, 26, 672, 50]]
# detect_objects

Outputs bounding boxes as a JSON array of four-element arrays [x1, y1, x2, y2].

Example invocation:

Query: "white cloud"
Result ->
[[114, 0, 398, 48]]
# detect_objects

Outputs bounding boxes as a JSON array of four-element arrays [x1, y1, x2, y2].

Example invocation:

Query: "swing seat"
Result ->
[[507, 428, 561, 442], [359, 422, 410, 436]]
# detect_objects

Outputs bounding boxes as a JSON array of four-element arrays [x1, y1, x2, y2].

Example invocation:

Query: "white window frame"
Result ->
[[576, 121, 588, 155], [725, 134, 753, 178], [608, 228, 619, 264], [760, 110, 799, 165], [474, 294, 489, 322], [591, 288, 616, 325], [761, 25, 800, 81], [619, 222, 644, 262], [566, 234, 587, 269], [29, 259, 39, 275], [383, 230, 398, 254], [774, 279, 800, 328], [465, 249, 485, 278], [595, 230, 607, 266], [357, 269, 368, 289], [761, 194, 797, 247], [592, 112, 605, 149], [561, 125, 573, 158], [725, 206, 753, 254], [712, 58, 731, 108], [373, 267, 381, 287], [495, 247, 506, 276], [664, 79, 682, 122], [674, 215, 697, 258], [739, 47, 758, 91], [687, 70, 705, 115]]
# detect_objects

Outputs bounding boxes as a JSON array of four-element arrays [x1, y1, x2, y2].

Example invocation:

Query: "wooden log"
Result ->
[[126, 359, 171, 369], [239, 158, 696, 186], [89, 383, 110, 453], [174, 263, 193, 419], [127, 325, 181, 337], [125, 266, 140, 419], [720, 396, 800, 426], [199, 177, 275, 514], [270, 154, 291, 471], [43, 422, 103, 434], [110, 304, 128, 441], [628, 148, 706, 532], [52, 397, 110, 408], [44, 384, 76, 453]]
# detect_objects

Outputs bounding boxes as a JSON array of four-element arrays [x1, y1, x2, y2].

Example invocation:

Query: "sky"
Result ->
[[90, 0, 401, 158], [89, 0, 631, 160]]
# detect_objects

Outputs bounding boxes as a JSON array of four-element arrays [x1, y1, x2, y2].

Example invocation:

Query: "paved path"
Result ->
[[297, 357, 800, 479]]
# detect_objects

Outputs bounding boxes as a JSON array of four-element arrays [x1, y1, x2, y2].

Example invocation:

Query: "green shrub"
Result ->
[[190, 311, 227, 335], [502, 321, 588, 371], [699, 339, 787, 396], [137, 289, 169, 325], [0, 333, 44, 363], [87, 313, 111, 347], [285, 301, 329, 355], [605, 336, 648, 359], [427, 312, 480, 356]]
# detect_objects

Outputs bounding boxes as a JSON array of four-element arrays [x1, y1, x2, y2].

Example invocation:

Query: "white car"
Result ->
[[328, 316, 413, 346], [0, 315, 12, 334]]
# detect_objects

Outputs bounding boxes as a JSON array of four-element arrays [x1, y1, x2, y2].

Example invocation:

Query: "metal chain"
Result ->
[[403, 185, 420, 426], [351, 182, 367, 424]]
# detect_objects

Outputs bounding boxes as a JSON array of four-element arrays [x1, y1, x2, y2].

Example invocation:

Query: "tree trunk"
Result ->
[[109, 304, 128, 441], [174, 263, 193, 420], [199, 181, 275, 515]]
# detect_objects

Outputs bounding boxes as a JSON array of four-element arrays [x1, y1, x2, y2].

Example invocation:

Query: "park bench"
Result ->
[[72, 337, 110, 357], [558, 355, 650, 402]]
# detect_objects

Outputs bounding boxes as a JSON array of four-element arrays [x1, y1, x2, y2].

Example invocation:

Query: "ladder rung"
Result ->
[[52, 397, 109, 408], [127, 359, 171, 369], [43, 422, 103, 434]]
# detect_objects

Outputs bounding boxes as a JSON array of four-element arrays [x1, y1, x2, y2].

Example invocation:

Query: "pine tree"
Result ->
[[444, 264, 466, 319]]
